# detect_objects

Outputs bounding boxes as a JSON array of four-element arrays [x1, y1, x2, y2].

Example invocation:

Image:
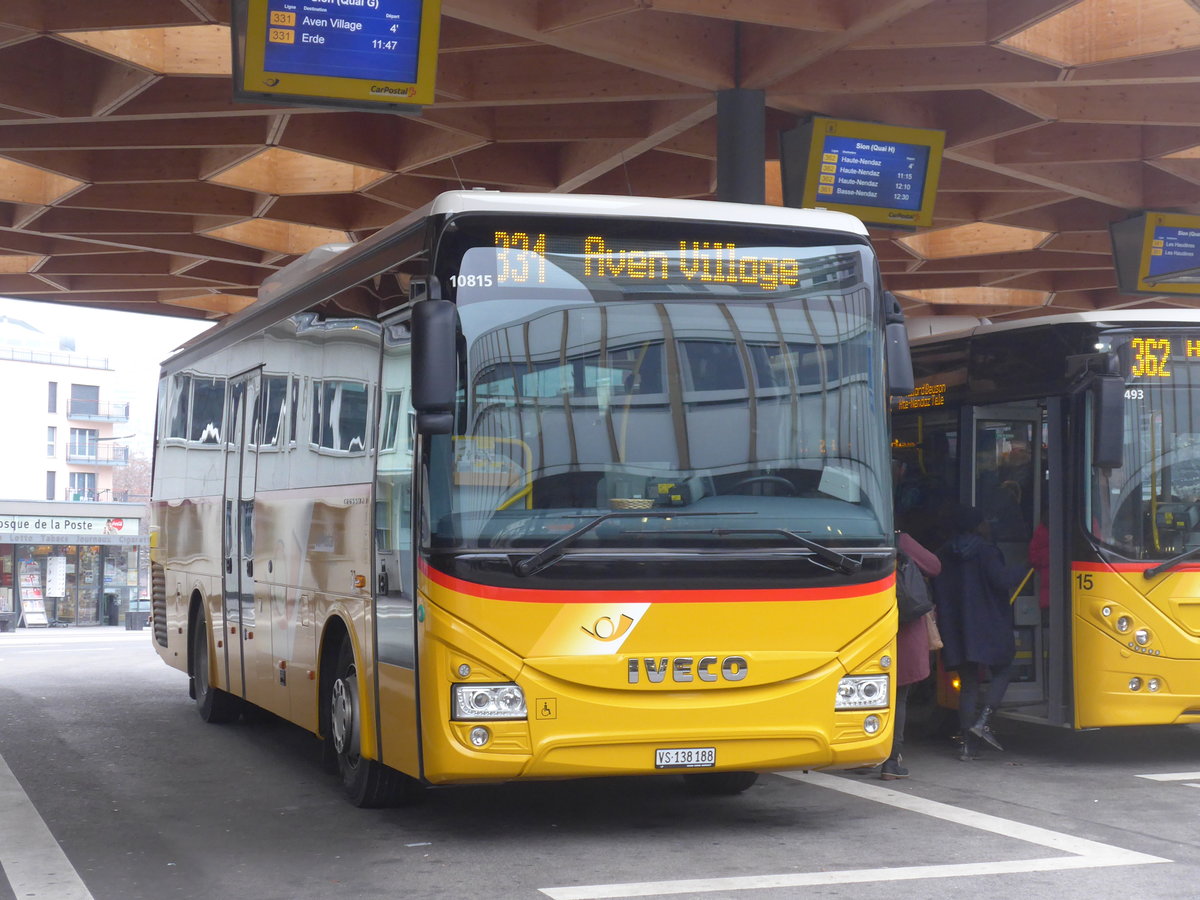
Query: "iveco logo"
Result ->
[[627, 656, 748, 684]]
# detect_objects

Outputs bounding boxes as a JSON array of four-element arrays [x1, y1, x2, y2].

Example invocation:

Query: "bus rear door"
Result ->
[[221, 370, 260, 700]]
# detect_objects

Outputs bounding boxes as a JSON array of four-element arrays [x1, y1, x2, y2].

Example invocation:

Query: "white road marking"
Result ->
[[0, 648, 139, 656], [1135, 771, 1200, 781], [0, 753, 94, 899], [1, 634, 149, 644], [539, 770, 1169, 899]]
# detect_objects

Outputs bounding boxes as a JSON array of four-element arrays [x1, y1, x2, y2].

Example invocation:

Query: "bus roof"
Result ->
[[910, 309, 1200, 347], [417, 190, 870, 235], [161, 191, 871, 375]]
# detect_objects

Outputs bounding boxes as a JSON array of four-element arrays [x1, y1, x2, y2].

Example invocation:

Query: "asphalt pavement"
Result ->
[[4, 626, 1200, 899]]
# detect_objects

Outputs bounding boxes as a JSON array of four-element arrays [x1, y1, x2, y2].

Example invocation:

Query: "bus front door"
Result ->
[[222, 371, 260, 700], [970, 404, 1045, 709]]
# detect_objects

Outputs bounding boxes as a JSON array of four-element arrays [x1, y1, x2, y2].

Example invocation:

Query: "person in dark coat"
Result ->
[[933, 504, 1021, 760], [881, 530, 942, 780]]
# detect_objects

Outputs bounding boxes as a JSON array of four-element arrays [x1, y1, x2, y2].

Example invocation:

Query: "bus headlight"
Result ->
[[1135, 628, 1151, 645], [1115, 616, 1132, 633], [836, 674, 889, 709], [452, 683, 527, 720]]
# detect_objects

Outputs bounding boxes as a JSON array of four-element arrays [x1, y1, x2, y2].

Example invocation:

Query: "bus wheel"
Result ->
[[192, 619, 237, 724], [682, 771, 759, 795], [329, 641, 420, 807]]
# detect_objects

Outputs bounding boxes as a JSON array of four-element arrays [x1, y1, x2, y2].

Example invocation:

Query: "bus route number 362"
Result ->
[[655, 746, 716, 768]]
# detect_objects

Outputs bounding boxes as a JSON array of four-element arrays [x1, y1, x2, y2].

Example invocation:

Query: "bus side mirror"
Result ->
[[411, 293, 457, 435], [884, 292, 915, 396], [1093, 374, 1124, 469]]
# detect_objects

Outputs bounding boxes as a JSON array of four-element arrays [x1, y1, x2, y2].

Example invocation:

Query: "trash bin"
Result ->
[[125, 610, 143, 630], [0, 613, 13, 633]]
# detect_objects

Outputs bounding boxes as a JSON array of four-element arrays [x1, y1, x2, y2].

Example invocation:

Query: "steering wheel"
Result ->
[[730, 475, 797, 495]]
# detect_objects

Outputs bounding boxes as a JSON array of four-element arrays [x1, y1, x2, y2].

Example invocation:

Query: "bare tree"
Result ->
[[112, 451, 152, 503]]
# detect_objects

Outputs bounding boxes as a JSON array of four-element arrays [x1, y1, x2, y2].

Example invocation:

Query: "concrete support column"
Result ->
[[716, 88, 765, 204]]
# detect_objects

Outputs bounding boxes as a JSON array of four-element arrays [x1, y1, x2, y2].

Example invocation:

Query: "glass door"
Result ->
[[971, 404, 1044, 707], [222, 371, 260, 697]]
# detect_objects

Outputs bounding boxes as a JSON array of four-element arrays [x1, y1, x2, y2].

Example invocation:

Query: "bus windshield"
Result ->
[[425, 215, 890, 554], [1089, 332, 1200, 559]]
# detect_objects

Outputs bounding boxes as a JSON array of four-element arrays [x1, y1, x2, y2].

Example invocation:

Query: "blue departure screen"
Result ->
[[816, 135, 930, 212], [263, 0, 423, 84], [1146, 224, 1200, 280]]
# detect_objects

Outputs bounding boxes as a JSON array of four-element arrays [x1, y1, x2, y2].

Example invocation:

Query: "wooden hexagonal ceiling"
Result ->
[[2, 0, 1200, 324]]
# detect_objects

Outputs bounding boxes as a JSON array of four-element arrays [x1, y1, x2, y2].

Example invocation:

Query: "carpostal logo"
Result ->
[[370, 84, 415, 97]]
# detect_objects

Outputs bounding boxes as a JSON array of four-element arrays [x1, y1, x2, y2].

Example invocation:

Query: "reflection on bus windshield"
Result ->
[[429, 295, 890, 550]]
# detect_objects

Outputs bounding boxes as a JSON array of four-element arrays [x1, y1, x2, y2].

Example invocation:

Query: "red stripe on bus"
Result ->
[[1072, 561, 1200, 574], [419, 560, 892, 603]]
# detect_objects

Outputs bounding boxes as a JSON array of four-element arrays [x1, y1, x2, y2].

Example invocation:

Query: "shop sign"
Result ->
[[0, 515, 140, 537]]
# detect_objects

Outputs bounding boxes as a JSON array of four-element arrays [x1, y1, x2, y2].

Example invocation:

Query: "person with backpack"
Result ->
[[932, 504, 1023, 761], [881, 528, 941, 780]]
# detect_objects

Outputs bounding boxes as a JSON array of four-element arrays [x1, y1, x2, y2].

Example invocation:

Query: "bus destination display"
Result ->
[[1120, 334, 1200, 381], [234, 0, 441, 109], [449, 229, 863, 298]]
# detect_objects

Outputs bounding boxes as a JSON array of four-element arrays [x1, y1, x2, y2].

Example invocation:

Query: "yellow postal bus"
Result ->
[[150, 191, 911, 805], [894, 311, 1200, 731]]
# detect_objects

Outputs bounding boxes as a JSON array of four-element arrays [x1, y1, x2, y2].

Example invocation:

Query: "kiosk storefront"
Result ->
[[0, 503, 146, 629]]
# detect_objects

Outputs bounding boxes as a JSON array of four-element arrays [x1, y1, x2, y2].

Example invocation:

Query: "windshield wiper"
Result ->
[[664, 527, 862, 575], [512, 510, 742, 577], [1144, 545, 1200, 579], [676, 528, 864, 578]]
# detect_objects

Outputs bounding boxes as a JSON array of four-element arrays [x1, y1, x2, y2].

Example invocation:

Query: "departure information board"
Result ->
[[817, 135, 930, 212], [234, 0, 441, 109], [1140, 215, 1200, 293], [1111, 212, 1200, 297], [264, 1, 423, 84], [780, 117, 945, 228]]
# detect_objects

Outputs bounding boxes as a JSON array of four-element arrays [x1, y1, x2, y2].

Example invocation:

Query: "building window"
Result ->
[[48, 381, 57, 413], [46, 471, 55, 501], [47, 426, 56, 457], [70, 384, 100, 417], [69, 428, 98, 459], [69, 472, 96, 501]]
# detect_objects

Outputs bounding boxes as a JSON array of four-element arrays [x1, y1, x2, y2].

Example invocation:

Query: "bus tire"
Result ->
[[192, 617, 237, 724], [329, 641, 420, 807], [682, 771, 759, 795]]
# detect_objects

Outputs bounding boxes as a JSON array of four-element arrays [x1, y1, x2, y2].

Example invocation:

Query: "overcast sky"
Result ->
[[0, 298, 214, 458]]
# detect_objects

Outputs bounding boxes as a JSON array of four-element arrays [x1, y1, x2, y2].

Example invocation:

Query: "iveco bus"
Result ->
[[150, 191, 911, 805]]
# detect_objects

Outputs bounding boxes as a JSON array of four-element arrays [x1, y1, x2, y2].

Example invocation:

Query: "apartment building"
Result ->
[[0, 314, 147, 630]]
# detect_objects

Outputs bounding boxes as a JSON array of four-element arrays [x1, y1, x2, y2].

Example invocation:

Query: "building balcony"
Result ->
[[64, 488, 108, 502], [67, 398, 130, 422], [66, 444, 129, 466], [63, 489, 148, 503]]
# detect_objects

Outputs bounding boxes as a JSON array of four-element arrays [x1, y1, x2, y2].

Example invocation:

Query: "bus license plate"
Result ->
[[655, 747, 716, 769]]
